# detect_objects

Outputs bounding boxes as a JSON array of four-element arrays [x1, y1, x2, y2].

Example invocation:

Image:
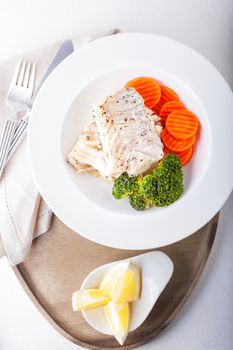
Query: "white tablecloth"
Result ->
[[0, 1, 232, 349]]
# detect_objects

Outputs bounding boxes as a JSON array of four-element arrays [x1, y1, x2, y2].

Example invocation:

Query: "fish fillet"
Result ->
[[67, 88, 163, 179], [67, 120, 106, 177], [93, 88, 163, 178]]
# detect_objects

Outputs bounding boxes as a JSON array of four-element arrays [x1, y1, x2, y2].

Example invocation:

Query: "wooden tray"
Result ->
[[13, 214, 219, 350]]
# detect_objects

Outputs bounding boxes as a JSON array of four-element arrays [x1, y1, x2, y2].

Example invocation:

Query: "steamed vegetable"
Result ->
[[149, 153, 183, 206], [125, 77, 161, 109], [164, 145, 194, 166], [112, 172, 140, 199], [159, 101, 184, 125], [166, 109, 199, 139], [128, 193, 147, 211], [152, 86, 179, 115], [162, 128, 195, 152], [112, 154, 184, 210]]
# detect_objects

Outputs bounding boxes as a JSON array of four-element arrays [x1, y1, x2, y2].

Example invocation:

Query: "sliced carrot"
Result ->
[[166, 109, 199, 140], [176, 147, 194, 166], [153, 104, 162, 115], [125, 77, 161, 109], [163, 145, 171, 155], [162, 128, 195, 152], [152, 86, 179, 115], [159, 101, 184, 125], [163, 144, 194, 165], [160, 86, 178, 102]]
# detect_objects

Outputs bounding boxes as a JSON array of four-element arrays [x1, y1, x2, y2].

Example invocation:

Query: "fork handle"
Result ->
[[0, 120, 16, 180], [6, 112, 30, 164]]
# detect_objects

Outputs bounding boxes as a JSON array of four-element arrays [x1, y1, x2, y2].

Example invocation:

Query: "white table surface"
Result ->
[[0, 1, 233, 349]]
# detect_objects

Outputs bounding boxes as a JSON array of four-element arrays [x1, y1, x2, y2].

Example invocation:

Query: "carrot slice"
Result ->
[[159, 101, 184, 125], [153, 86, 179, 115], [163, 145, 194, 165], [163, 145, 171, 155], [125, 77, 161, 109], [162, 128, 195, 152], [166, 109, 199, 140], [176, 146, 194, 166]]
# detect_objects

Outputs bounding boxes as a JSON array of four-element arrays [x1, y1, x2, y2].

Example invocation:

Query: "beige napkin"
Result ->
[[0, 29, 119, 265]]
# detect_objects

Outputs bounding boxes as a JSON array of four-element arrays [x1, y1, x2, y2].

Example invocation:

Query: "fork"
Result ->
[[0, 60, 35, 179]]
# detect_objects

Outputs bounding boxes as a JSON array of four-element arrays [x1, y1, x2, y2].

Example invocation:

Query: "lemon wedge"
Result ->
[[104, 301, 129, 345], [100, 260, 141, 302], [72, 288, 111, 311]]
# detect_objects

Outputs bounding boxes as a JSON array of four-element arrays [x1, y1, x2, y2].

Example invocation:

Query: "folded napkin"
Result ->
[[0, 29, 119, 265]]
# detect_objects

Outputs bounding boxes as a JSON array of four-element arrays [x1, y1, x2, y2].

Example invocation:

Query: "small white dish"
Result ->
[[28, 33, 233, 249], [80, 251, 174, 335]]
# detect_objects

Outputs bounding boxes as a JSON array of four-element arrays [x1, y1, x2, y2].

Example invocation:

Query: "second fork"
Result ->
[[0, 60, 35, 180]]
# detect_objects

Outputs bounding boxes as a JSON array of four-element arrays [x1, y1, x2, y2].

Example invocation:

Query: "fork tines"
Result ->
[[13, 60, 35, 90]]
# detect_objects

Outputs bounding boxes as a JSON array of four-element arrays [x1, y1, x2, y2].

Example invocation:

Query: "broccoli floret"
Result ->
[[152, 154, 183, 206], [141, 173, 158, 203], [112, 154, 183, 210], [129, 193, 146, 211], [112, 172, 139, 199], [129, 176, 156, 210]]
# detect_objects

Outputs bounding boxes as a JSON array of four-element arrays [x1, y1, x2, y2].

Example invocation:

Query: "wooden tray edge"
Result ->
[[129, 214, 219, 349], [12, 214, 219, 350]]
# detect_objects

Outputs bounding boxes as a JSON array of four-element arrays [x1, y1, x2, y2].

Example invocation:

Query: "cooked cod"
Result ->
[[94, 88, 163, 178], [67, 88, 164, 179], [67, 120, 106, 177]]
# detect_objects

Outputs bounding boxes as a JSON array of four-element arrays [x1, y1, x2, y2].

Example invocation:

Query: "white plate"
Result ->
[[28, 33, 233, 249]]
